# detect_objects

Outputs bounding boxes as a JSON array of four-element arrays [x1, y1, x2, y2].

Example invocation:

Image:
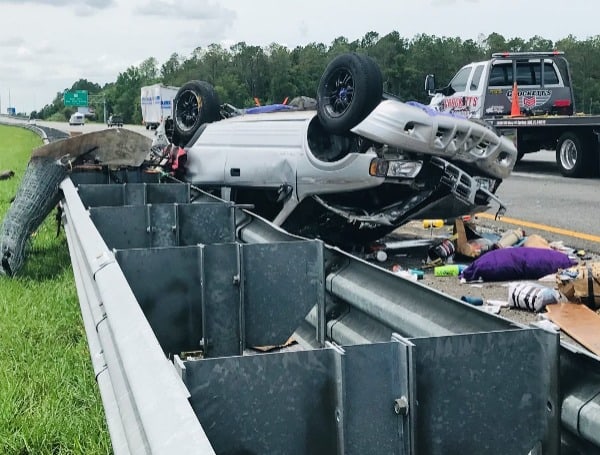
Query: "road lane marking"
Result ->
[[476, 212, 600, 243]]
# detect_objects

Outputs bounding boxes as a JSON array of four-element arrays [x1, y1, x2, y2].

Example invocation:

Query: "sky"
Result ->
[[0, 0, 595, 114]]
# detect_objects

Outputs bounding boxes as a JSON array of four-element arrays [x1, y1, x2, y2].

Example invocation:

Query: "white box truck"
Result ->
[[140, 83, 179, 130]]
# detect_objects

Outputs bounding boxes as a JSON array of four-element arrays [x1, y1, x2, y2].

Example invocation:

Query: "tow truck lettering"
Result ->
[[494, 119, 547, 127], [485, 105, 505, 114], [442, 96, 479, 109], [506, 90, 552, 108]]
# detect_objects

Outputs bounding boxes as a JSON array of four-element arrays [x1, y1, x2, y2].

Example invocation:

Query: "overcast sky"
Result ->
[[0, 0, 594, 114]]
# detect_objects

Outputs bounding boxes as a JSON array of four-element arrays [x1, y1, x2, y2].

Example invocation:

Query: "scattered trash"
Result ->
[[427, 237, 456, 262], [460, 295, 484, 306], [454, 218, 495, 259], [251, 336, 297, 353], [422, 219, 446, 229], [508, 282, 561, 312], [363, 243, 389, 262], [391, 265, 419, 281], [434, 264, 467, 277], [546, 302, 600, 356], [538, 273, 556, 282], [574, 249, 592, 260], [556, 263, 600, 310], [373, 250, 388, 262], [0, 170, 15, 180], [496, 228, 524, 248], [481, 303, 502, 314], [409, 268, 424, 280], [523, 234, 551, 249], [374, 238, 434, 251], [530, 318, 560, 332], [549, 240, 576, 256]]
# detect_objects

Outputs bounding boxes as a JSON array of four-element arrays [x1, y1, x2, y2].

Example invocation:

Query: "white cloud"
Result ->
[[133, 0, 236, 21], [0, 0, 114, 8]]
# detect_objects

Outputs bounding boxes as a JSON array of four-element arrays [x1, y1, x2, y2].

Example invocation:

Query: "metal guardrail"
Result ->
[[56, 175, 600, 454], [61, 179, 215, 455]]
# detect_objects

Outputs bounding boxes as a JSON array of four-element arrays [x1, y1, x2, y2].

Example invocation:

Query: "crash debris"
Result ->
[[546, 303, 600, 356], [365, 216, 600, 355]]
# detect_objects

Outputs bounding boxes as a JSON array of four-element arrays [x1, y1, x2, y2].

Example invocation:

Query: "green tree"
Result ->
[[161, 53, 182, 84]]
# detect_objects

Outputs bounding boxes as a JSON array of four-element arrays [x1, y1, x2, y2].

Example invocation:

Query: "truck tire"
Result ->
[[173, 80, 221, 147], [556, 132, 589, 177], [317, 53, 383, 134]]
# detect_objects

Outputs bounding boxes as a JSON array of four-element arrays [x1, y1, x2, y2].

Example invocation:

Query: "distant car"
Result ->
[[163, 53, 517, 247], [107, 115, 123, 128], [69, 113, 85, 126]]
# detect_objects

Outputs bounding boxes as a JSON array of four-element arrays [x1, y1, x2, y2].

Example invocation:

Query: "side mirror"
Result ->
[[425, 74, 436, 95]]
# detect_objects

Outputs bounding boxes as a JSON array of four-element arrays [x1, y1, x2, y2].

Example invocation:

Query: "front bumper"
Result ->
[[350, 100, 517, 179]]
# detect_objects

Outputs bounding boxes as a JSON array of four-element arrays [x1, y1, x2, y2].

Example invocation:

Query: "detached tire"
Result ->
[[556, 132, 588, 177], [173, 80, 221, 147], [317, 53, 383, 134]]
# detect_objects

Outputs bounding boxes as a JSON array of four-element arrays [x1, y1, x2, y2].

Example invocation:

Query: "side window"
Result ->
[[489, 64, 511, 86], [536, 62, 559, 85], [489, 61, 560, 86], [516, 61, 560, 85], [515, 63, 534, 85], [470, 65, 484, 90], [450, 67, 471, 92]]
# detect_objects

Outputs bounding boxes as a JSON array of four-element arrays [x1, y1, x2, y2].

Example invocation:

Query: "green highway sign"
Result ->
[[63, 90, 88, 107]]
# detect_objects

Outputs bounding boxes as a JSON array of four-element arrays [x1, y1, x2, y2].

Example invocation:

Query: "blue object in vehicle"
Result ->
[[245, 104, 295, 114]]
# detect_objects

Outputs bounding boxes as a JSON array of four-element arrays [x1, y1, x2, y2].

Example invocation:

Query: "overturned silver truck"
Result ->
[[2, 53, 599, 453], [1, 52, 516, 274]]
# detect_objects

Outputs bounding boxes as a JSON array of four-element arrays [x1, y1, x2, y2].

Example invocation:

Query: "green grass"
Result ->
[[0, 125, 111, 454]]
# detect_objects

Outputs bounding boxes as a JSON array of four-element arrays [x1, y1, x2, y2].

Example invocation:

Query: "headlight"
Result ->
[[369, 159, 422, 178], [386, 160, 423, 178], [369, 158, 389, 177], [474, 176, 495, 191]]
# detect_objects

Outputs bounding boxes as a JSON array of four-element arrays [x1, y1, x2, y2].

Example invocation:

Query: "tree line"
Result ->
[[32, 32, 600, 123]]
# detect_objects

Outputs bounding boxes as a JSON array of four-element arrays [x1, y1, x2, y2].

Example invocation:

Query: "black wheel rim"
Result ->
[[323, 67, 354, 118], [176, 90, 202, 132]]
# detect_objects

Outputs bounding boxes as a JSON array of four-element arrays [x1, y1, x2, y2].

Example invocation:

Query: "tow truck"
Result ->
[[426, 51, 600, 177]]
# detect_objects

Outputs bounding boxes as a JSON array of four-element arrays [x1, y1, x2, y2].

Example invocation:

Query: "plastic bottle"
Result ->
[[423, 219, 445, 229], [408, 269, 424, 280], [434, 264, 467, 277], [460, 295, 484, 306]]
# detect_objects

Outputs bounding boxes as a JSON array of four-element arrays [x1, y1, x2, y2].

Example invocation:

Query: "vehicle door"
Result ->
[[434, 64, 485, 118], [222, 117, 299, 189]]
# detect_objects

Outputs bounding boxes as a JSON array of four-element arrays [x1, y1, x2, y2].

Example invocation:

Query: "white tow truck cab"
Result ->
[[424, 51, 600, 178], [426, 51, 575, 119]]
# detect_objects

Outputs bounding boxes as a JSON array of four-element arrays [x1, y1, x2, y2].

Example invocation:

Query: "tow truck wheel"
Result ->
[[556, 132, 587, 177], [173, 80, 221, 147], [317, 53, 383, 134]]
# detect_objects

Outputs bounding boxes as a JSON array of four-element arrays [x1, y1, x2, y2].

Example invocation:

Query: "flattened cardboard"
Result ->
[[546, 303, 600, 355]]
